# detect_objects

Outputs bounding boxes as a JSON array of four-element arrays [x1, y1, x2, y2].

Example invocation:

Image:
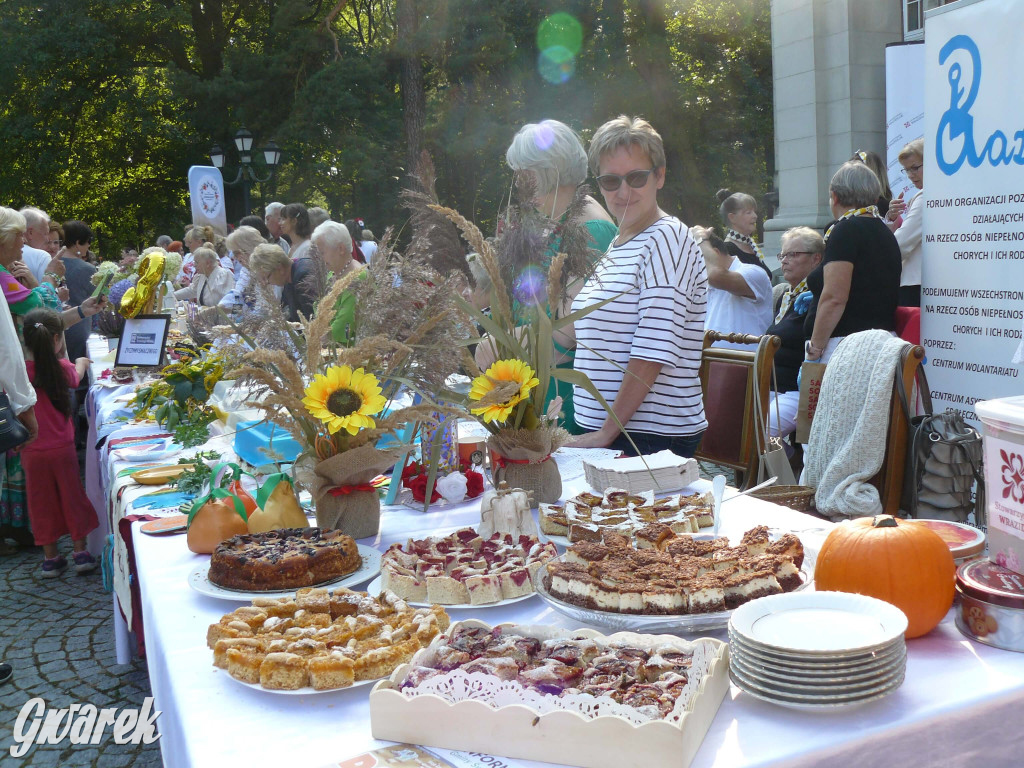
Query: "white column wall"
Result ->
[[764, 0, 903, 270]]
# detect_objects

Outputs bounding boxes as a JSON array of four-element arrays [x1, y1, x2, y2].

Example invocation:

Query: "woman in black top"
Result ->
[[804, 162, 902, 364], [766, 227, 824, 437], [717, 189, 773, 281]]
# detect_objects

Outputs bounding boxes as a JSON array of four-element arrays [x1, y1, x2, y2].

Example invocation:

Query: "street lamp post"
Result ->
[[209, 128, 282, 216]]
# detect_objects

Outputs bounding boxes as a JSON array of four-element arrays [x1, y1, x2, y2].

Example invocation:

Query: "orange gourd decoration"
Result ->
[[815, 515, 955, 638], [229, 479, 258, 517], [186, 463, 250, 554]]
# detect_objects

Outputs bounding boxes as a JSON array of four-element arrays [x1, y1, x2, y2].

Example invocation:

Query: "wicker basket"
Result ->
[[751, 484, 816, 512]]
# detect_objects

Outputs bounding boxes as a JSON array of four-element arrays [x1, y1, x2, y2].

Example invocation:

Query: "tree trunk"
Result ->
[[396, 0, 425, 181]]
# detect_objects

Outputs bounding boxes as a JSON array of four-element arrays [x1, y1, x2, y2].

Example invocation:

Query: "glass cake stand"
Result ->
[[532, 556, 810, 635]]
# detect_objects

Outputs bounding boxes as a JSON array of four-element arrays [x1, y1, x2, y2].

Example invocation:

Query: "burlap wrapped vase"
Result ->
[[487, 428, 566, 506], [307, 444, 401, 539]]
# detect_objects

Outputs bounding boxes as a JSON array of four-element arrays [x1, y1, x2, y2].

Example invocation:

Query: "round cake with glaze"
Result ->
[[208, 528, 361, 591]]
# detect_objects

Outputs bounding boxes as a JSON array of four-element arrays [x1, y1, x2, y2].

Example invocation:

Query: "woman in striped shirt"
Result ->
[[568, 116, 709, 457]]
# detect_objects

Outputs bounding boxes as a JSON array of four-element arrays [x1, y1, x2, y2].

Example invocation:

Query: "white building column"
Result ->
[[764, 0, 903, 269]]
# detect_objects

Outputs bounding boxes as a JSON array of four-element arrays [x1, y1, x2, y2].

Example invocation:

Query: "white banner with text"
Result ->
[[922, 0, 1024, 426]]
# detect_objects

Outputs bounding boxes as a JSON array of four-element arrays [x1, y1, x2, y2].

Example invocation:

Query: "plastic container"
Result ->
[[233, 419, 302, 469], [975, 396, 1024, 575], [955, 559, 1024, 652]]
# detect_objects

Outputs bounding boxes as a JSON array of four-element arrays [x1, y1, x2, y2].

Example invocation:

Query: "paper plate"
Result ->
[[140, 515, 189, 535], [188, 545, 381, 601], [132, 464, 194, 485]]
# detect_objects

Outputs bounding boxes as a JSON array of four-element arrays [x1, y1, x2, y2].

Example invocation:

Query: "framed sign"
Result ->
[[115, 315, 171, 368]]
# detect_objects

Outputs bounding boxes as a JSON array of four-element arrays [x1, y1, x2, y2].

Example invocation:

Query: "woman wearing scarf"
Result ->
[[803, 162, 901, 365], [765, 227, 823, 437]]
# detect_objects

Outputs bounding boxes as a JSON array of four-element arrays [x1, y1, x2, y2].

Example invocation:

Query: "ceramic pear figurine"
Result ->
[[479, 481, 537, 538]]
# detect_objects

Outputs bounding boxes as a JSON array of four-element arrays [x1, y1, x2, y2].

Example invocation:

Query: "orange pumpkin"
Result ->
[[815, 515, 955, 638], [187, 492, 249, 554]]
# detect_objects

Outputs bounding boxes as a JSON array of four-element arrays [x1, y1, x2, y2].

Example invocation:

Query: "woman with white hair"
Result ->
[[766, 227, 824, 437], [568, 116, 708, 456], [220, 226, 265, 309], [803, 161, 902, 364], [311, 220, 362, 344], [173, 245, 234, 307], [501, 119, 617, 434]]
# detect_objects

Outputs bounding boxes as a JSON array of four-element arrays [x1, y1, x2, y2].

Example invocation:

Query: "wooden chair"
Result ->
[[869, 344, 924, 514], [695, 331, 781, 490]]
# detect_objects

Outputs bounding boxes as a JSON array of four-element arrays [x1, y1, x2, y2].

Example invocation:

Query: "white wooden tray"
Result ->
[[369, 619, 729, 768]]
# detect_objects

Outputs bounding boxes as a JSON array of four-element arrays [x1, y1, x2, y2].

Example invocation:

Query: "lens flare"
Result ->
[[537, 12, 583, 55], [538, 47, 576, 85], [513, 265, 548, 307], [533, 122, 556, 151]]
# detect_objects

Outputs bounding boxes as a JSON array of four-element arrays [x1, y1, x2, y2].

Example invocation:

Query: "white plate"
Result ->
[[219, 668, 379, 695], [728, 628, 906, 668], [729, 636, 906, 678], [188, 545, 382, 601], [730, 591, 908, 654], [730, 652, 905, 693], [532, 558, 810, 635], [730, 669, 905, 711], [730, 664, 906, 705], [363, 575, 538, 609]]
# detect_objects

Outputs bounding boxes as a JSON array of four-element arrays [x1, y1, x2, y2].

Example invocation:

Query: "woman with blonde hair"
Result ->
[[568, 116, 708, 456], [884, 138, 924, 307]]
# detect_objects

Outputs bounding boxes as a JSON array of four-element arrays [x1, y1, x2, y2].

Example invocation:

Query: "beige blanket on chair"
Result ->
[[800, 330, 909, 520]]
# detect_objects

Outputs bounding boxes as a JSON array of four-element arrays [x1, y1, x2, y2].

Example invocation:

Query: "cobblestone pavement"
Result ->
[[0, 539, 161, 766]]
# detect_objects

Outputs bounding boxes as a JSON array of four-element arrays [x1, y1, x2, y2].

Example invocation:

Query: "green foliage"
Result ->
[[0, 0, 772, 252]]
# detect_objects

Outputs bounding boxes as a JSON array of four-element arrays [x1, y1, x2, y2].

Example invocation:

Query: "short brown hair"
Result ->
[[587, 115, 666, 175]]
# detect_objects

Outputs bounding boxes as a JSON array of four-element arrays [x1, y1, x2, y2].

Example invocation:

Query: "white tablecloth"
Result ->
[[122, 476, 1024, 768]]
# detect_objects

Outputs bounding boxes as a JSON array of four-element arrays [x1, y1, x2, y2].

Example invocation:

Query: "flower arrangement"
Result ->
[[131, 349, 226, 448], [226, 245, 470, 537], [427, 180, 616, 504]]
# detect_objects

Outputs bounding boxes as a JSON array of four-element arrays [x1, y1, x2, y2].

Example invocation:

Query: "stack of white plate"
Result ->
[[582, 450, 699, 494], [728, 591, 908, 710]]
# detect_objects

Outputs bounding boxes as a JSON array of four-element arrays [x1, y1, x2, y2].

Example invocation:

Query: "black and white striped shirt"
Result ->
[[571, 216, 708, 436]]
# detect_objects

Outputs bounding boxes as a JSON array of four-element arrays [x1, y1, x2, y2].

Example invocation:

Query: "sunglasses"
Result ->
[[595, 168, 656, 192]]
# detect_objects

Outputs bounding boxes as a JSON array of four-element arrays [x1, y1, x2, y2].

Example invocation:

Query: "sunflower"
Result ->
[[468, 359, 540, 424], [302, 366, 387, 435]]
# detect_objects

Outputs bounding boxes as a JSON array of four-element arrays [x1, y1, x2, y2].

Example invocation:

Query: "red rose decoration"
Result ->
[[464, 469, 484, 499], [408, 474, 441, 503], [401, 460, 423, 484]]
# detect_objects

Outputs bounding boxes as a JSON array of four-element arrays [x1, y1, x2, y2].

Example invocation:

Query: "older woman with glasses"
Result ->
[[884, 138, 924, 307], [567, 116, 708, 457], [804, 162, 901, 365], [766, 227, 824, 437]]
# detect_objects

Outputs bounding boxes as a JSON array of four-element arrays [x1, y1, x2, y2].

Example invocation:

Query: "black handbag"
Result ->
[[897, 363, 985, 526], [0, 392, 30, 454]]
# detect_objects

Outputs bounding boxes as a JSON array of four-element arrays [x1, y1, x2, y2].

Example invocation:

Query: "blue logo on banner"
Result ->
[[936, 35, 1024, 175]]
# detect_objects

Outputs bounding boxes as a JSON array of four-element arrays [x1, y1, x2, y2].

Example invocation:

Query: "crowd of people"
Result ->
[[0, 119, 924, 590]]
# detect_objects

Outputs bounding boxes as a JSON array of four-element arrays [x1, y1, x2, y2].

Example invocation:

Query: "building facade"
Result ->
[[763, 0, 960, 266]]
